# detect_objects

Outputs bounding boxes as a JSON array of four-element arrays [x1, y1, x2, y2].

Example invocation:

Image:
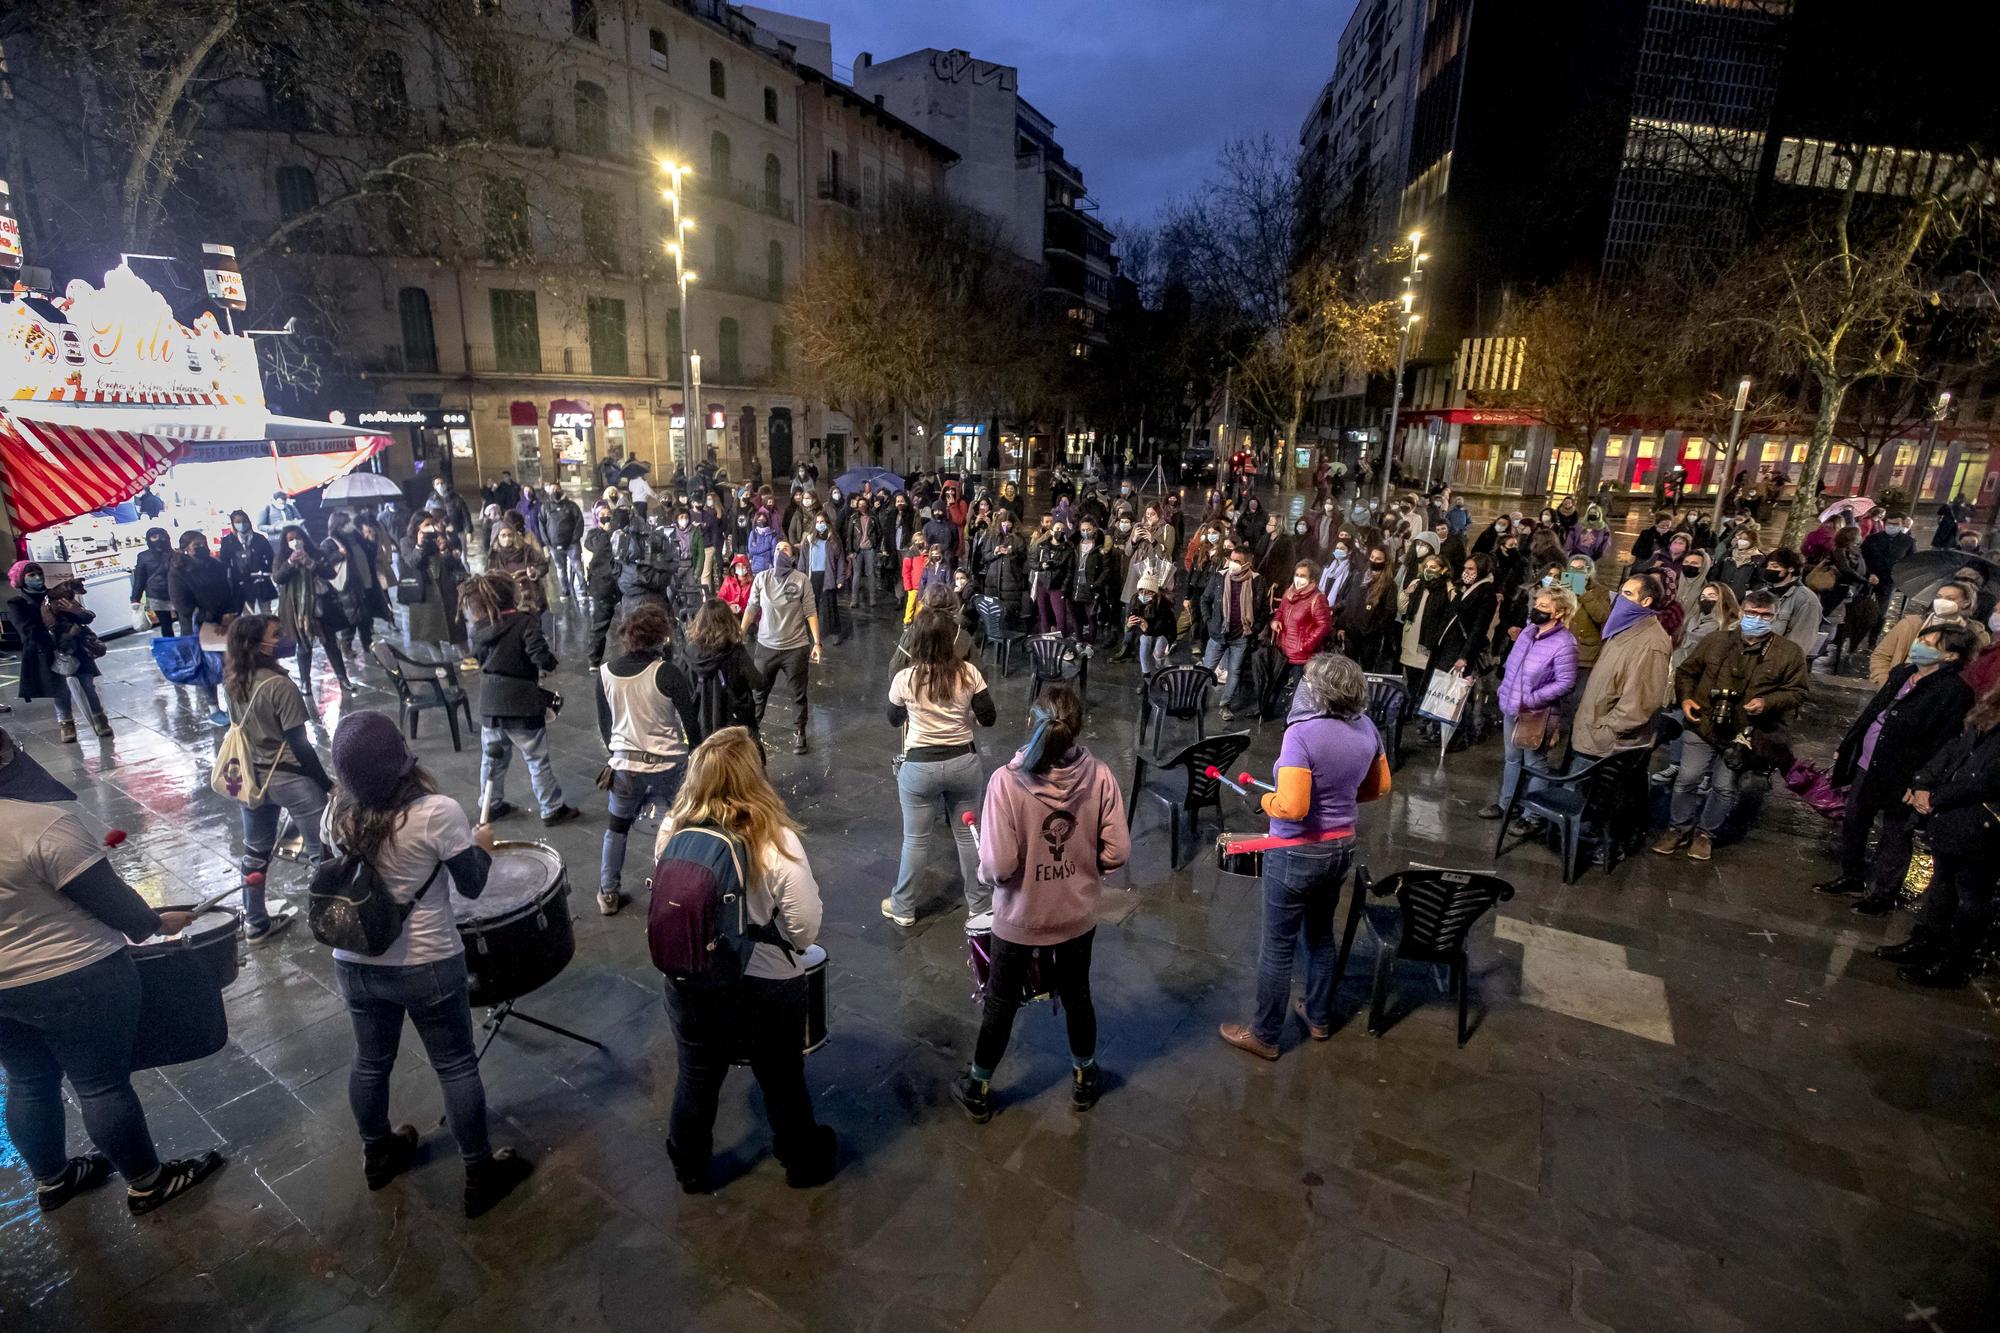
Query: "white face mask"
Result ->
[[1293, 575, 1309, 591], [1934, 596, 1962, 618]]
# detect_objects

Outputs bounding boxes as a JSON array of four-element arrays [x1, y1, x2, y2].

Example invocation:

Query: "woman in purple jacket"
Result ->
[[1482, 583, 1580, 818], [953, 686, 1130, 1123]]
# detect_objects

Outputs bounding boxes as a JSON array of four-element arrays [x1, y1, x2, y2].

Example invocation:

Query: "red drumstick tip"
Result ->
[[961, 811, 977, 825], [104, 828, 128, 847], [1238, 772, 1254, 785], [1203, 765, 1221, 778]]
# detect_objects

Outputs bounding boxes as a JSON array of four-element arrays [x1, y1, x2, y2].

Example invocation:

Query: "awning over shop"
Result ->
[[1395, 407, 1542, 427], [7, 402, 386, 457], [0, 410, 185, 534]]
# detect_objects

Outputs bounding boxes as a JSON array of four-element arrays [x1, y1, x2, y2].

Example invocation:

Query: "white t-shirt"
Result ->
[[324, 794, 473, 967], [889, 664, 988, 752], [0, 801, 126, 989], [629, 475, 654, 503], [653, 823, 822, 979]]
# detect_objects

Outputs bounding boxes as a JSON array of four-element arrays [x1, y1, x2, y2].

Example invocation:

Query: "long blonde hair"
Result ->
[[662, 727, 802, 873]]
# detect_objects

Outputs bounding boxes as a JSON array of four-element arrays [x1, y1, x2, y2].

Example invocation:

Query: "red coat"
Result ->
[[718, 573, 752, 613], [1274, 587, 1331, 664]]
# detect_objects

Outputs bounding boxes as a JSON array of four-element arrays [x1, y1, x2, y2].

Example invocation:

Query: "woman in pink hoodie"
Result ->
[[954, 686, 1129, 1122]]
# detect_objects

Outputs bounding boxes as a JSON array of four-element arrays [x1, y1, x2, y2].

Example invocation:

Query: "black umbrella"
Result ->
[[1891, 548, 2000, 599]]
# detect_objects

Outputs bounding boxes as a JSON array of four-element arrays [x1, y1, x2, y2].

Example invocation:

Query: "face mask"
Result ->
[[1293, 524, 1308, 537], [1293, 575, 1309, 591], [1333, 548, 1349, 562], [1699, 597, 1717, 611], [1494, 523, 1510, 534], [774, 552, 795, 575], [1540, 574, 1557, 588], [1886, 525, 1906, 536], [813, 522, 827, 534], [756, 519, 770, 529], [1229, 560, 1249, 576], [1205, 533, 1219, 543], [235, 521, 250, 534], [1735, 539, 1752, 551], [1681, 564, 1703, 578], [1527, 608, 1553, 626], [23, 575, 44, 592], [1462, 571, 1477, 585], [1933, 597, 1962, 617], [1738, 613, 1773, 637], [1764, 567, 1786, 583], [1421, 568, 1442, 582], [1369, 559, 1387, 571], [1908, 641, 1945, 667], [1323, 504, 1335, 514], [1118, 521, 1132, 532]]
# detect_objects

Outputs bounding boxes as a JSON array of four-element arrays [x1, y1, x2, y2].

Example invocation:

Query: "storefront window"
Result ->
[[602, 404, 628, 481], [1545, 448, 1583, 497], [1949, 448, 1988, 506], [1628, 435, 1661, 491], [511, 424, 543, 486]]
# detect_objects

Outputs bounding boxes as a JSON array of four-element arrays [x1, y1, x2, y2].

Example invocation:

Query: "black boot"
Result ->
[[1874, 927, 1941, 964], [1899, 950, 1976, 989]]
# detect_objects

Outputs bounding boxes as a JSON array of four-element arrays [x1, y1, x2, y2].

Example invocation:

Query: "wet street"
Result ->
[[2, 585, 1997, 1332]]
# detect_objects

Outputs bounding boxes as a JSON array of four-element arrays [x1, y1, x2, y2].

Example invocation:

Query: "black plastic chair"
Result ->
[[1363, 672, 1408, 770], [1493, 748, 1651, 882], [1026, 633, 1088, 703], [1334, 864, 1514, 1047], [373, 641, 474, 750], [1139, 664, 1212, 751], [975, 596, 1026, 677], [1128, 731, 1252, 869]]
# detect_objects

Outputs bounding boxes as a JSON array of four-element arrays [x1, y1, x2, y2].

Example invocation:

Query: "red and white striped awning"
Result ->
[[0, 410, 185, 535]]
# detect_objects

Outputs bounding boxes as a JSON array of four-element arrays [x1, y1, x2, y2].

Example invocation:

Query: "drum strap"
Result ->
[[1224, 827, 1355, 854]]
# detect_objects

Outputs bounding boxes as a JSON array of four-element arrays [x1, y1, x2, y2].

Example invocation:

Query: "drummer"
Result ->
[[320, 711, 534, 1219], [0, 727, 226, 1213], [953, 686, 1129, 1123], [1219, 652, 1389, 1061]]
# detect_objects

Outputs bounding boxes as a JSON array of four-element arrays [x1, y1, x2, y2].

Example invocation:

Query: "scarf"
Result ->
[[1223, 568, 1254, 633], [1602, 596, 1655, 641]]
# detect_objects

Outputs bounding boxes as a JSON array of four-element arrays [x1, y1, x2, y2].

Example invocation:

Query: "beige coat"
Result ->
[[1572, 614, 1672, 757], [1869, 612, 1989, 686]]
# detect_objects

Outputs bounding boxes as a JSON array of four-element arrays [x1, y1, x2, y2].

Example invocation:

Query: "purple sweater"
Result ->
[[979, 746, 1130, 946], [1498, 622, 1579, 717]]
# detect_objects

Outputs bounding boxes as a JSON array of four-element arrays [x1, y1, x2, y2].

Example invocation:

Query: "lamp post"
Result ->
[[1921, 387, 1953, 512], [1380, 231, 1425, 509], [660, 160, 698, 474], [1710, 374, 1752, 530], [689, 350, 704, 479]]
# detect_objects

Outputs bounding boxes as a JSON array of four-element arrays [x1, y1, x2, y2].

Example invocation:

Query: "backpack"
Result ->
[[210, 676, 292, 806], [307, 852, 435, 955], [646, 825, 785, 987]]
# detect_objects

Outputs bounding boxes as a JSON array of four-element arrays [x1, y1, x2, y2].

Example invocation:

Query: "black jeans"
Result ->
[[296, 624, 349, 687], [587, 592, 620, 667], [753, 642, 810, 735], [664, 975, 822, 1182], [1919, 852, 1997, 951], [810, 572, 843, 642], [1840, 781, 1916, 896], [974, 929, 1097, 1074]]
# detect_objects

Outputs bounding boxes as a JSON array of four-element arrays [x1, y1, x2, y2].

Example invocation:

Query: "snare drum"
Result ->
[[131, 906, 242, 1070], [453, 841, 574, 1008], [964, 913, 1054, 1007], [1215, 832, 1265, 878]]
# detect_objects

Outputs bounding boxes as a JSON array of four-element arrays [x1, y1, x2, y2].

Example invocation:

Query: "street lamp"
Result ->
[[1710, 374, 1753, 529], [660, 160, 698, 473], [1380, 231, 1424, 507], [1922, 388, 1953, 508]]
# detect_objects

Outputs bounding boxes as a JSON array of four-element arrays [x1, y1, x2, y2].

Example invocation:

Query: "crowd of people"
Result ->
[[2, 450, 1997, 1233]]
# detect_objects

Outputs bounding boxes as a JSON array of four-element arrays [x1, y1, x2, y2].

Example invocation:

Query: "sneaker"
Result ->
[[597, 890, 624, 917], [1686, 832, 1713, 862], [793, 734, 810, 755], [879, 898, 915, 928], [1070, 1065, 1102, 1112], [485, 799, 519, 821], [37, 1153, 112, 1212], [1650, 829, 1689, 856], [463, 1147, 533, 1219], [952, 1071, 993, 1123], [1812, 877, 1862, 897], [245, 906, 296, 944], [1293, 999, 1330, 1041], [208, 709, 231, 727], [363, 1125, 419, 1191], [541, 804, 582, 827], [459, 657, 480, 672], [127, 1150, 225, 1215], [1476, 804, 1505, 820], [1650, 763, 1679, 786], [1218, 1022, 1279, 1061], [1218, 706, 1235, 721]]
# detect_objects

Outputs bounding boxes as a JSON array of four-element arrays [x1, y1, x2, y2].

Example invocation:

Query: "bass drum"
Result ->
[[131, 906, 242, 1070], [735, 944, 828, 1065], [453, 841, 573, 1008]]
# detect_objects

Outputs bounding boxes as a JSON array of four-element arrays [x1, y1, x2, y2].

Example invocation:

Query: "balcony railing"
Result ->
[[463, 343, 663, 379], [694, 173, 796, 222], [816, 176, 860, 208], [698, 361, 785, 388], [701, 270, 786, 303]]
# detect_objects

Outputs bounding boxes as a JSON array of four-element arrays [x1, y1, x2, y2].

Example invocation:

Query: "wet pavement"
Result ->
[[2, 571, 1997, 1332]]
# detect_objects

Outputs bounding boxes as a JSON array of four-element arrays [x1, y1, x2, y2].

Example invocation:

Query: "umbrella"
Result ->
[[834, 466, 905, 495], [1818, 495, 1877, 522], [1891, 548, 2000, 599], [320, 471, 402, 505]]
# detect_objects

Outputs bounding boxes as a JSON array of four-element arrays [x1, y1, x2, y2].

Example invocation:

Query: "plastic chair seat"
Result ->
[[1128, 731, 1251, 870], [1332, 865, 1514, 1047]]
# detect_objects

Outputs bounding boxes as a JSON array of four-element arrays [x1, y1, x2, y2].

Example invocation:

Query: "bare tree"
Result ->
[[1698, 150, 1992, 545]]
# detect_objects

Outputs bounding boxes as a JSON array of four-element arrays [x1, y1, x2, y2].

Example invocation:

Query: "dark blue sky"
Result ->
[[796, 0, 1359, 238]]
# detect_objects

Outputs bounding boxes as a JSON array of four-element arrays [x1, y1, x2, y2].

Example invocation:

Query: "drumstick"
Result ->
[[961, 810, 979, 839], [1204, 765, 1250, 797], [1237, 771, 1276, 792], [190, 883, 240, 919], [479, 780, 494, 827]]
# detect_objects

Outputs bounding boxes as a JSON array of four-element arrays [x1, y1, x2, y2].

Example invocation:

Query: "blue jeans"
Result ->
[[48, 673, 104, 722], [239, 769, 329, 930], [481, 722, 566, 817], [1200, 634, 1249, 697], [1252, 840, 1355, 1046], [1670, 732, 1743, 834], [600, 765, 684, 895], [335, 954, 491, 1166], [1138, 634, 1170, 675], [1497, 712, 1553, 807], [0, 952, 160, 1181], [890, 751, 988, 919]]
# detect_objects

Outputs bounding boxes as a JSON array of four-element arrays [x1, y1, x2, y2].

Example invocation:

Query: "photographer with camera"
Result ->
[[1653, 586, 1809, 861]]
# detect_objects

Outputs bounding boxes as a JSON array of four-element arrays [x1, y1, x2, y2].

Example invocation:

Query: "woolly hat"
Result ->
[[1137, 573, 1162, 594], [330, 710, 417, 810], [6, 559, 31, 589]]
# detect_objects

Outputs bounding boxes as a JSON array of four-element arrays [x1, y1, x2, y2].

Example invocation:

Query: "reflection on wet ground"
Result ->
[[3, 587, 1996, 1332]]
